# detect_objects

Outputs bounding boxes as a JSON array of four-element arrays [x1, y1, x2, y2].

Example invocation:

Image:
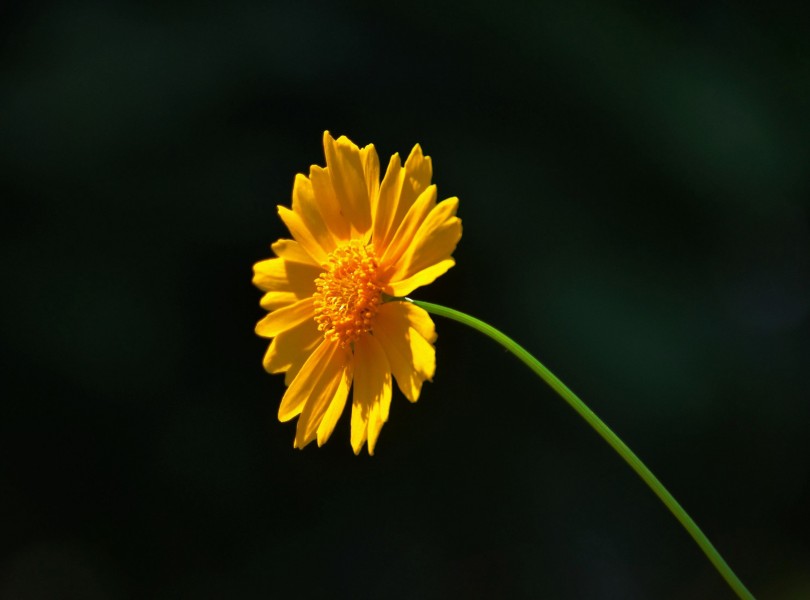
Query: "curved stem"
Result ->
[[407, 298, 755, 600]]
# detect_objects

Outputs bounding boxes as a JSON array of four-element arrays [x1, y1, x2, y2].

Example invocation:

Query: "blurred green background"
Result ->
[[1, 1, 809, 598]]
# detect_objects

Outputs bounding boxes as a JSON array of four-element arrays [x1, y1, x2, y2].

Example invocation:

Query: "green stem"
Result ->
[[407, 298, 755, 600]]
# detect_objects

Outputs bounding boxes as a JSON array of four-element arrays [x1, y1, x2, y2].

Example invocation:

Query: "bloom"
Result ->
[[253, 132, 461, 454]]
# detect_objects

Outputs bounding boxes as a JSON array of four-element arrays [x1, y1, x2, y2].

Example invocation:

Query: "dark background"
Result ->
[[1, 1, 808, 598]]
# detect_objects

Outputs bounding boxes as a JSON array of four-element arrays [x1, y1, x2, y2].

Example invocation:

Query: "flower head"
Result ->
[[253, 132, 461, 454]]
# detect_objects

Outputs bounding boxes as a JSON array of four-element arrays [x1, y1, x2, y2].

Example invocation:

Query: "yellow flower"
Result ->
[[253, 132, 462, 454]]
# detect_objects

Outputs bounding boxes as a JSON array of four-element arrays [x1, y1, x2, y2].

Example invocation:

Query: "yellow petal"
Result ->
[[252, 257, 320, 294], [391, 144, 433, 233], [360, 143, 380, 225], [384, 259, 456, 298], [292, 173, 338, 256], [386, 197, 461, 286], [310, 165, 350, 242], [284, 363, 301, 387], [260, 291, 300, 311], [385, 301, 437, 343], [372, 153, 404, 250], [279, 338, 345, 422], [255, 297, 314, 339], [277, 205, 329, 265], [352, 334, 392, 455], [373, 302, 436, 403], [316, 360, 353, 446], [262, 318, 321, 374], [350, 392, 369, 455], [367, 394, 384, 456], [379, 185, 436, 270], [293, 343, 352, 448], [271, 239, 317, 265], [323, 131, 371, 237]]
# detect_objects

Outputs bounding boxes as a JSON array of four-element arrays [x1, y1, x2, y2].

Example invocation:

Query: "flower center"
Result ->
[[313, 241, 383, 346]]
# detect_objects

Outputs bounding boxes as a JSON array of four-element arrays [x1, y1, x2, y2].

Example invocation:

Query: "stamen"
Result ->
[[313, 241, 383, 346]]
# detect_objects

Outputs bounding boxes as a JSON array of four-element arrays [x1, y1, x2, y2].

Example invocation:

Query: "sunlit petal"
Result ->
[[386, 197, 461, 286], [323, 131, 371, 238]]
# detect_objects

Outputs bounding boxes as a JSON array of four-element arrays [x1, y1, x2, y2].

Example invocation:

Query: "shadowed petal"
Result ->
[[262, 318, 321, 375], [291, 174, 338, 255], [385, 197, 461, 289], [278, 339, 344, 423], [270, 239, 318, 265], [316, 359, 354, 447], [388, 302, 437, 344], [350, 387, 369, 454], [384, 260, 456, 298], [277, 206, 330, 265], [379, 185, 436, 270], [255, 297, 315, 339], [252, 257, 320, 294], [372, 153, 404, 250], [393, 144, 433, 231], [293, 342, 352, 447], [360, 143, 380, 224], [351, 334, 392, 455], [310, 165, 351, 242], [260, 291, 302, 311], [373, 302, 436, 403]]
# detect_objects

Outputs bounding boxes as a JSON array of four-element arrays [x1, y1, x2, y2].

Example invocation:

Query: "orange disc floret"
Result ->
[[313, 241, 383, 346]]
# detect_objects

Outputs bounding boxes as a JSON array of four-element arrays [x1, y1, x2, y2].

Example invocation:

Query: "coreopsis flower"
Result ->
[[253, 132, 461, 454]]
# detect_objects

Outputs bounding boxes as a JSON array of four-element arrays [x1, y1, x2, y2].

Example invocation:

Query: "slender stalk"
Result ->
[[407, 298, 755, 600]]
